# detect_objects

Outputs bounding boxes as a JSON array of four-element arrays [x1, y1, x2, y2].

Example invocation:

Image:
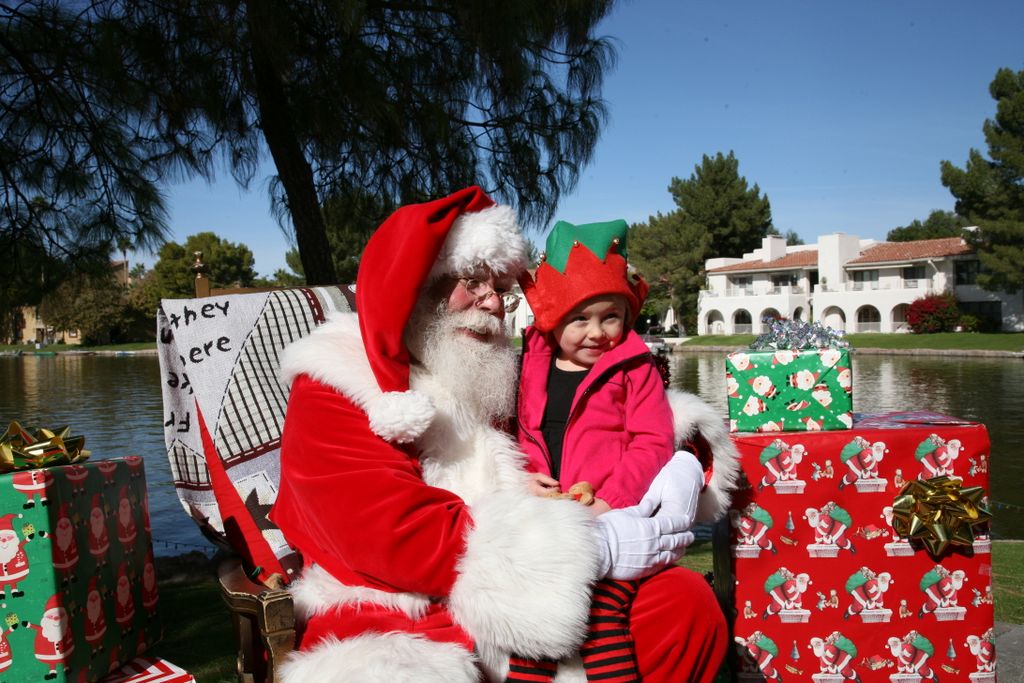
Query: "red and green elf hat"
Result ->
[[520, 219, 649, 333]]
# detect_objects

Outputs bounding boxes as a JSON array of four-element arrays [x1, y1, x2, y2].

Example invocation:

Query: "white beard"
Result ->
[[406, 301, 518, 430], [405, 298, 527, 504], [41, 613, 66, 643], [0, 536, 19, 564], [56, 521, 73, 552], [87, 595, 102, 622]]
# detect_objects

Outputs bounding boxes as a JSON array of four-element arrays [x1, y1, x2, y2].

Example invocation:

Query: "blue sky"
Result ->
[[153, 0, 1024, 277]]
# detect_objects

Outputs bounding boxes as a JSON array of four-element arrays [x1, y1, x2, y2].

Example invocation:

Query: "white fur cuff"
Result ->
[[279, 633, 478, 683], [666, 389, 741, 523], [449, 491, 599, 660], [367, 390, 436, 443]]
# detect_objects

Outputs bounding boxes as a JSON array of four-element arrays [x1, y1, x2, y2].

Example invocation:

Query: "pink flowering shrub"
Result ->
[[906, 293, 962, 333]]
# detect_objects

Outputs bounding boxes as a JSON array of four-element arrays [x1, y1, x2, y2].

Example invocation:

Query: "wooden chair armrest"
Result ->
[[218, 556, 296, 683]]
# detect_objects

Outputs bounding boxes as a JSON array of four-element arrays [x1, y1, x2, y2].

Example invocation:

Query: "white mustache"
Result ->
[[444, 308, 503, 337]]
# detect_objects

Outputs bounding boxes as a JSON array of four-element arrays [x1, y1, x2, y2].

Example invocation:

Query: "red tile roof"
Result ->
[[846, 237, 972, 265], [706, 249, 819, 274]]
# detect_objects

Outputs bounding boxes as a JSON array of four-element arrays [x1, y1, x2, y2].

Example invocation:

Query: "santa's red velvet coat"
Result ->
[[270, 313, 738, 682]]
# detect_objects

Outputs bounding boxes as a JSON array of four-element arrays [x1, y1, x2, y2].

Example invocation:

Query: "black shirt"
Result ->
[[540, 363, 588, 480]]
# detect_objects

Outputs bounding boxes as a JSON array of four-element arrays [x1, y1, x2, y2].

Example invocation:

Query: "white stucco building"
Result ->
[[697, 233, 1024, 335]]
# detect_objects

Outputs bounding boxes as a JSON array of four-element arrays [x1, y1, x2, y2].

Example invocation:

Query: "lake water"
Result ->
[[1, 351, 1022, 553], [671, 350, 1024, 538]]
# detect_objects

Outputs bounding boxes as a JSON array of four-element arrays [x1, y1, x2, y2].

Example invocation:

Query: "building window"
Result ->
[[959, 300, 1001, 331], [729, 276, 753, 295], [770, 273, 797, 287], [955, 259, 980, 286], [851, 270, 878, 290], [902, 265, 926, 280]]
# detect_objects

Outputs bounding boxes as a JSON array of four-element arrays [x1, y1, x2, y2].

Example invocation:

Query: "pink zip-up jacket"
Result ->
[[517, 326, 675, 509]]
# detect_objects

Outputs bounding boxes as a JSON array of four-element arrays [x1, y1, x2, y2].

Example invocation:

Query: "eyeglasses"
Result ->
[[458, 278, 521, 313]]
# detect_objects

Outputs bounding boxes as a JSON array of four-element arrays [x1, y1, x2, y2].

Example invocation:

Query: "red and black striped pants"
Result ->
[[506, 578, 640, 683]]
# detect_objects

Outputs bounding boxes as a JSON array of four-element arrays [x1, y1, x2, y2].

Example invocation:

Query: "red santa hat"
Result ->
[[0, 514, 19, 533], [88, 577, 99, 594], [352, 186, 529, 442], [44, 593, 64, 615]]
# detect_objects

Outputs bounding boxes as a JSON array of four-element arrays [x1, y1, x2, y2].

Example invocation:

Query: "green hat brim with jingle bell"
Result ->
[[520, 219, 649, 333]]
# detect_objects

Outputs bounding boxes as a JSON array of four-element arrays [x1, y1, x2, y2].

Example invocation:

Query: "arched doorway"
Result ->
[[856, 305, 881, 333], [821, 306, 846, 332], [792, 306, 804, 321], [733, 309, 752, 334], [891, 304, 910, 333], [706, 310, 725, 335]]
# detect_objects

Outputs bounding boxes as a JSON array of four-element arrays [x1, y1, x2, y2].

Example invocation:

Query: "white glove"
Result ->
[[640, 450, 704, 527], [591, 502, 695, 580]]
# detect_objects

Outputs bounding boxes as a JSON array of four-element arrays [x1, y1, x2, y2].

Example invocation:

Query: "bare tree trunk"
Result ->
[[245, 0, 338, 285]]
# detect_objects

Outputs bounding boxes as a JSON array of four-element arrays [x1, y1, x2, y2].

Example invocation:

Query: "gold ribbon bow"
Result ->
[[0, 421, 91, 473], [891, 475, 991, 556]]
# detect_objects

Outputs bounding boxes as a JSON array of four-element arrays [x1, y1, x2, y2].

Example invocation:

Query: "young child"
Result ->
[[510, 219, 704, 683]]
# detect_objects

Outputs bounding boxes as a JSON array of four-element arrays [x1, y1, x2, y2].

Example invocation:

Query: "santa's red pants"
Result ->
[[298, 566, 728, 682]]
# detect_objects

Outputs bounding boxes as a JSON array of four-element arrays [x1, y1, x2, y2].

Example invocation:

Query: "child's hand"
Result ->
[[589, 498, 612, 516], [528, 472, 561, 497]]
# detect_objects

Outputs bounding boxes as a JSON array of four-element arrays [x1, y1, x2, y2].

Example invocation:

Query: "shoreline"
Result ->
[[4, 345, 1022, 359], [669, 343, 1024, 358]]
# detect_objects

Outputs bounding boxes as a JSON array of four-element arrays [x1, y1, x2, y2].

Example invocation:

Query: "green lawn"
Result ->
[[153, 539, 1023, 683], [680, 332, 1024, 352], [0, 341, 156, 352]]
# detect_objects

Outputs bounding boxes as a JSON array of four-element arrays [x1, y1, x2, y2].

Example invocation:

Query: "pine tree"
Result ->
[[115, 0, 617, 284], [631, 152, 772, 333], [941, 67, 1024, 293]]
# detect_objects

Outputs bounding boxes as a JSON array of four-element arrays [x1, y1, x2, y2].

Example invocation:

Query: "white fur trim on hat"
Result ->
[[367, 391, 436, 444], [666, 389, 742, 523], [429, 204, 530, 280], [281, 312, 436, 443], [279, 632, 478, 683]]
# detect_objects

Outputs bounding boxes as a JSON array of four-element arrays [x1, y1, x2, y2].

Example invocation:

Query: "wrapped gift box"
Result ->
[[0, 458, 161, 681], [725, 347, 853, 433], [717, 412, 995, 683], [100, 656, 195, 683]]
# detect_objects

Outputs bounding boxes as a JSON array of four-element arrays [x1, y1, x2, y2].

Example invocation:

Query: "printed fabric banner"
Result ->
[[157, 286, 354, 581], [717, 411, 994, 683]]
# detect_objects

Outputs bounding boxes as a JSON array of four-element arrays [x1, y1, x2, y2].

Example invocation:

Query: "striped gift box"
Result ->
[[100, 657, 196, 683]]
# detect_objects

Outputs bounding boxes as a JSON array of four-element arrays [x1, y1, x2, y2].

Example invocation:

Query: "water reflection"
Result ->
[[671, 351, 1024, 538], [2, 353, 1022, 547], [0, 355, 206, 556]]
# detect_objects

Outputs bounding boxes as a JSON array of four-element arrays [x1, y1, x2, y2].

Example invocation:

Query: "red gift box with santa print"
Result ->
[[716, 411, 995, 683], [0, 457, 162, 681]]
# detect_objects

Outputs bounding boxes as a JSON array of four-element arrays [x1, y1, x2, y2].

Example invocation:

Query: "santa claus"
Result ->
[[269, 188, 738, 682], [51, 503, 80, 586], [0, 513, 30, 600], [116, 486, 137, 546], [114, 562, 136, 629], [141, 551, 159, 616], [84, 576, 108, 654], [64, 464, 90, 497], [87, 494, 110, 567], [0, 623, 13, 673], [27, 594, 75, 679], [11, 468, 53, 509], [96, 460, 119, 487]]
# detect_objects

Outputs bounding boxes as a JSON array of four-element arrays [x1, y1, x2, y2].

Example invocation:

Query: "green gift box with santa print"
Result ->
[[0, 458, 161, 681], [725, 346, 853, 433]]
